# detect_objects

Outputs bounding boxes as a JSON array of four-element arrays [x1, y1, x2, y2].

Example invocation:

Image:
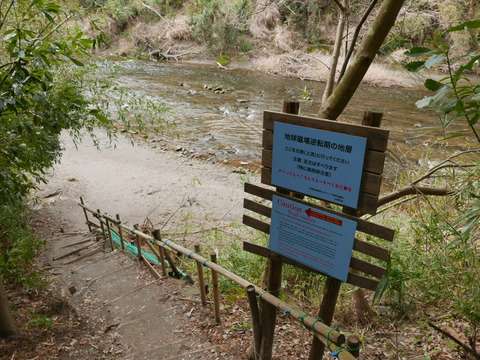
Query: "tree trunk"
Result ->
[[0, 271, 17, 338], [322, 0, 349, 103], [319, 0, 406, 120]]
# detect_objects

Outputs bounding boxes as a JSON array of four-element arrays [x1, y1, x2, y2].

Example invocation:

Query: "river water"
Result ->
[[112, 60, 470, 185]]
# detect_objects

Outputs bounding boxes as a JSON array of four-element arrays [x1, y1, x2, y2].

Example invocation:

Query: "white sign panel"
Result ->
[[269, 195, 357, 282], [272, 122, 367, 208]]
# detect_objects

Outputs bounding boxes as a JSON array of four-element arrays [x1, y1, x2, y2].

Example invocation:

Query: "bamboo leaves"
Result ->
[[404, 20, 480, 143]]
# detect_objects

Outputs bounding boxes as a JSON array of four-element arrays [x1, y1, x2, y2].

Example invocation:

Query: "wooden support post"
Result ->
[[195, 244, 208, 306], [347, 335, 360, 358], [282, 101, 300, 115], [345, 110, 384, 326], [247, 285, 261, 360], [152, 230, 172, 278], [362, 110, 383, 127], [116, 214, 125, 251], [210, 252, 221, 324], [308, 110, 383, 359], [134, 225, 142, 261], [259, 254, 283, 360], [283, 100, 303, 200], [105, 218, 115, 251], [80, 197, 92, 232], [308, 276, 342, 360]]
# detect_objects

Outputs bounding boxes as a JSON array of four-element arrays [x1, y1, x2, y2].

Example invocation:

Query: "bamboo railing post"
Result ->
[[97, 209, 107, 241], [80, 197, 92, 232], [259, 254, 283, 360], [210, 252, 221, 324], [152, 230, 172, 278], [116, 214, 125, 251], [195, 244, 208, 306], [134, 225, 142, 261], [119, 225, 354, 359], [347, 335, 360, 358], [105, 218, 115, 251], [247, 285, 261, 360]]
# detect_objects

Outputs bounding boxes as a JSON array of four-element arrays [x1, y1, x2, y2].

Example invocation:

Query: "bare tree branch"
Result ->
[[428, 322, 480, 360], [378, 186, 454, 208], [413, 149, 480, 185], [377, 150, 479, 208], [141, 2, 171, 27]]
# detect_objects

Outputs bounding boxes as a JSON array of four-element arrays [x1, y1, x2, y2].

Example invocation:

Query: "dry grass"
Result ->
[[166, 14, 194, 42], [253, 51, 414, 87], [249, 2, 280, 39], [364, 62, 414, 87]]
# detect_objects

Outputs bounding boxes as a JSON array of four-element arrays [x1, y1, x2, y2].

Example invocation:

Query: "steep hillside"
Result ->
[[82, 0, 479, 84]]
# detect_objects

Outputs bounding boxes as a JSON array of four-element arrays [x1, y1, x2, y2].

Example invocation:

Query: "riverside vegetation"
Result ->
[[1, 0, 479, 358]]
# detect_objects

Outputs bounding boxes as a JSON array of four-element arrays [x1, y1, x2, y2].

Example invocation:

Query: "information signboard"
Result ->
[[272, 122, 367, 208], [269, 195, 357, 282]]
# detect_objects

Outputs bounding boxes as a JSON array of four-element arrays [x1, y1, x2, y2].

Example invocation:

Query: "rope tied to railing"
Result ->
[[327, 326, 360, 357], [284, 306, 302, 315], [331, 345, 360, 358], [311, 317, 325, 331], [256, 290, 275, 299], [79, 201, 351, 355]]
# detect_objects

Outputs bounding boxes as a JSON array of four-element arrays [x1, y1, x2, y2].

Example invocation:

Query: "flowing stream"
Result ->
[[112, 60, 471, 186]]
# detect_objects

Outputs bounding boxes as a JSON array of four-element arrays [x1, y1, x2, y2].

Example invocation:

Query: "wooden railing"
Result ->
[[78, 199, 360, 360]]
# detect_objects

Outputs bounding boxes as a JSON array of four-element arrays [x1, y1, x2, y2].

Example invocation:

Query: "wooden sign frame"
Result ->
[[242, 109, 395, 360], [244, 111, 394, 291]]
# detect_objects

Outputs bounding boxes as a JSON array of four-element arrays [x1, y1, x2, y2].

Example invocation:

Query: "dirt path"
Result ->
[[34, 131, 251, 359]]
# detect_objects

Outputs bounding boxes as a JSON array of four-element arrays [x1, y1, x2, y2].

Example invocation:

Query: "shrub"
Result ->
[[0, 207, 44, 287]]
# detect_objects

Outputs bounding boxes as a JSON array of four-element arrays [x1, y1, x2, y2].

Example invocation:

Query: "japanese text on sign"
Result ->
[[272, 122, 367, 208]]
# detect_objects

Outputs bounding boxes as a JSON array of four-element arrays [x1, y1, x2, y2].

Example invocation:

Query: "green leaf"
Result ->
[[469, 113, 479, 126], [424, 79, 446, 92], [43, 11, 55, 23], [425, 53, 446, 69], [447, 19, 480, 32], [67, 56, 84, 66], [438, 133, 464, 141], [404, 47, 436, 57], [4, 31, 17, 41], [373, 275, 389, 306], [461, 215, 480, 234], [439, 99, 458, 114], [404, 61, 425, 72], [416, 96, 435, 108], [89, 109, 109, 124]]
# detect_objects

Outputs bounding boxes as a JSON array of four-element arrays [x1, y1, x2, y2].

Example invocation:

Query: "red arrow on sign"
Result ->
[[305, 208, 343, 226]]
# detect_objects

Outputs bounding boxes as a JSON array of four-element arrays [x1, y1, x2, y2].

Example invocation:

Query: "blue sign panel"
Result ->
[[269, 196, 357, 282], [272, 122, 367, 208]]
